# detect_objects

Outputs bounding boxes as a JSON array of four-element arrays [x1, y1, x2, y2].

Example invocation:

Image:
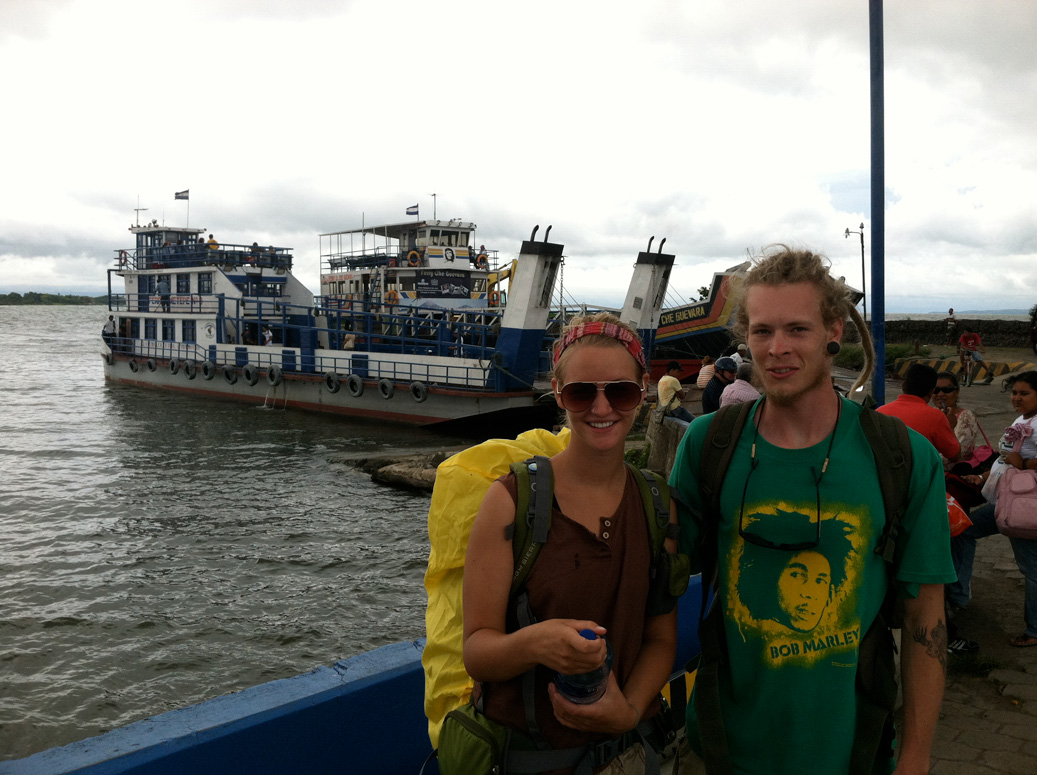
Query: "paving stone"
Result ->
[[1000, 722, 1037, 742], [939, 714, 1002, 734], [989, 668, 1037, 685], [930, 739, 982, 761], [955, 728, 1023, 752], [931, 760, 1002, 775], [978, 749, 1037, 774], [1002, 683, 1037, 701]]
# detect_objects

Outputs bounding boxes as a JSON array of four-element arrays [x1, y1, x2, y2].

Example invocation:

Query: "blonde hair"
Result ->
[[731, 245, 873, 394]]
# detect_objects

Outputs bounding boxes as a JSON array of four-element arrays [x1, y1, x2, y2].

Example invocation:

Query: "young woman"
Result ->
[[462, 312, 679, 772], [953, 371, 1037, 647]]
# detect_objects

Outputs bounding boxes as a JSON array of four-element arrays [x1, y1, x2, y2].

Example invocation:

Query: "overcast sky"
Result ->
[[1, 0, 1034, 313]]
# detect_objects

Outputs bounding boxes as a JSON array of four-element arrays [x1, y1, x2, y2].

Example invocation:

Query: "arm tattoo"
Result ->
[[912, 618, 948, 671]]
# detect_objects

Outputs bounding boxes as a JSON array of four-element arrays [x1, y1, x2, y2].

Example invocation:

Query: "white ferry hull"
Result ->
[[102, 351, 543, 426]]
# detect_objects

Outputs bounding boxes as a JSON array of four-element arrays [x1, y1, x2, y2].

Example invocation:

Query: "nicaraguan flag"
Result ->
[[175, 190, 189, 200], [406, 204, 418, 216]]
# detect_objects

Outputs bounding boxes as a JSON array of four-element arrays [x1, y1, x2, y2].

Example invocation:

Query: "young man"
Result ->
[[701, 356, 738, 415], [658, 360, 695, 422], [669, 246, 954, 775], [877, 362, 961, 462]]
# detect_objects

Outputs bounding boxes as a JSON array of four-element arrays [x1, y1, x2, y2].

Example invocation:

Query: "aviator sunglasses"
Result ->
[[555, 380, 645, 412]]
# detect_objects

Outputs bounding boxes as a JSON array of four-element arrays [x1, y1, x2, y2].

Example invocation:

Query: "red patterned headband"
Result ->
[[553, 322, 647, 371]]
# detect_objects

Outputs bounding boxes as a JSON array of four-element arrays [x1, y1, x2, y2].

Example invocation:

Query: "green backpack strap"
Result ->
[[509, 455, 554, 599], [850, 407, 913, 775], [507, 455, 554, 751], [857, 408, 912, 565], [692, 401, 754, 775]]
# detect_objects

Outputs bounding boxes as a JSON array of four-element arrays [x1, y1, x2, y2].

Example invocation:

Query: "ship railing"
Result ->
[[110, 293, 222, 314], [113, 243, 294, 272], [115, 337, 495, 389], [321, 247, 501, 274]]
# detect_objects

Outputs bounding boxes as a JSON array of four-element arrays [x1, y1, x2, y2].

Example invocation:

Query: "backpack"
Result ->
[[424, 428, 570, 749], [691, 400, 912, 775]]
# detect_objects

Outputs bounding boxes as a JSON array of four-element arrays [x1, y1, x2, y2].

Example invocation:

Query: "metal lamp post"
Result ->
[[844, 223, 866, 322]]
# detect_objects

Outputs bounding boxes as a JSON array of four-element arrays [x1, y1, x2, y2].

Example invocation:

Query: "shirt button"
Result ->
[[604, 520, 611, 527], [602, 531, 610, 539]]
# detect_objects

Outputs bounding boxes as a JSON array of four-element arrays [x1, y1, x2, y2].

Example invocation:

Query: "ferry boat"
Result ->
[[101, 218, 671, 429]]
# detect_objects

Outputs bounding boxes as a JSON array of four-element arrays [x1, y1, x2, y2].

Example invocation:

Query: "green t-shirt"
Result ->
[[669, 397, 955, 775]]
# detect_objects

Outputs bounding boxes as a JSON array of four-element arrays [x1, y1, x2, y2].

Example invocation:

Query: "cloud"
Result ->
[[0, 0, 1034, 314]]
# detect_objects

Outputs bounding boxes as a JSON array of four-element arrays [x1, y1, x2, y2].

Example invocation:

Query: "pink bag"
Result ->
[[995, 468, 1037, 539], [994, 423, 1037, 539]]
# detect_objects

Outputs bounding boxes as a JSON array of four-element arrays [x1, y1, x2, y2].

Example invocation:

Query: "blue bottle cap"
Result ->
[[578, 629, 598, 641]]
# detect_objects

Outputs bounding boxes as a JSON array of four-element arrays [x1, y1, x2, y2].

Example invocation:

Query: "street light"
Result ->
[[844, 222, 866, 323]]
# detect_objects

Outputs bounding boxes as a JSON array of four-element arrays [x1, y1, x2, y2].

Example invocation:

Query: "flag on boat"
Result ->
[[406, 204, 418, 216], [175, 190, 189, 201]]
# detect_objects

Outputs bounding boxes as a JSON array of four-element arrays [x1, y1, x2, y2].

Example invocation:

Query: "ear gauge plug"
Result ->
[[826, 342, 841, 355]]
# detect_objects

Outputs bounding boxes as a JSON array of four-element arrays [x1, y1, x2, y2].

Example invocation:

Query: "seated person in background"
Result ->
[[657, 360, 694, 422], [877, 363, 961, 462], [695, 355, 715, 389], [719, 362, 761, 408], [930, 371, 981, 471]]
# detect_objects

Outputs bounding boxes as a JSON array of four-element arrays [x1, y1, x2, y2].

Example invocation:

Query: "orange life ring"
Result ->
[[118, 250, 129, 267], [476, 253, 488, 270], [407, 250, 421, 267], [385, 289, 400, 305], [489, 290, 500, 306]]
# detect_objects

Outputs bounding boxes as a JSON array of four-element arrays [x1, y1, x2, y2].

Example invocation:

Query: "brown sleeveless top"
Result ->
[[480, 466, 656, 750]]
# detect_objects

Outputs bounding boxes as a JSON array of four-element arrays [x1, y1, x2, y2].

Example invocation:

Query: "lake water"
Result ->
[[0, 306, 472, 760]]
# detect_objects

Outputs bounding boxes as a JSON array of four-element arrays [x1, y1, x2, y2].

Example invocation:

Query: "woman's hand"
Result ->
[[962, 473, 984, 486], [548, 671, 640, 735], [529, 620, 607, 675], [1005, 452, 1026, 470]]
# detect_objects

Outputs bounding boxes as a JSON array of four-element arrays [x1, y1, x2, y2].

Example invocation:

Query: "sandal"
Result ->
[[1008, 634, 1037, 648]]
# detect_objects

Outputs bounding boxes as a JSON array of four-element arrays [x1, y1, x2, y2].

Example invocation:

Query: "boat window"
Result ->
[[129, 318, 140, 338], [429, 229, 440, 246], [183, 319, 196, 343], [459, 233, 470, 247], [162, 319, 175, 341], [145, 318, 157, 340], [416, 229, 428, 248], [198, 273, 213, 294], [472, 278, 486, 292], [176, 274, 190, 293]]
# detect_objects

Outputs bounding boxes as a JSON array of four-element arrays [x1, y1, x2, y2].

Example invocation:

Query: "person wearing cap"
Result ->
[[658, 361, 694, 423], [702, 356, 738, 414]]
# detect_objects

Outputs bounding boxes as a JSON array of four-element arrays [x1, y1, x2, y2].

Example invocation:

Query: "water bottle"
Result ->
[[554, 629, 612, 704]]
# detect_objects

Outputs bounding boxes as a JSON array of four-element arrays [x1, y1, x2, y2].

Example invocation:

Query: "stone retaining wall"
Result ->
[[882, 318, 1033, 348]]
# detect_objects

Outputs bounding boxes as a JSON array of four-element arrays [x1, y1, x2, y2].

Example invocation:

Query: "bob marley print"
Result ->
[[730, 506, 866, 666]]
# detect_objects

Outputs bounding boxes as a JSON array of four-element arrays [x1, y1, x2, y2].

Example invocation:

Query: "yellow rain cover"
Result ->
[[423, 426, 570, 746]]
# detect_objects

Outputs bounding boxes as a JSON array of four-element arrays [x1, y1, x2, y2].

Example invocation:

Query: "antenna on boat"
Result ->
[[134, 195, 148, 227], [428, 193, 437, 220], [647, 236, 655, 252]]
